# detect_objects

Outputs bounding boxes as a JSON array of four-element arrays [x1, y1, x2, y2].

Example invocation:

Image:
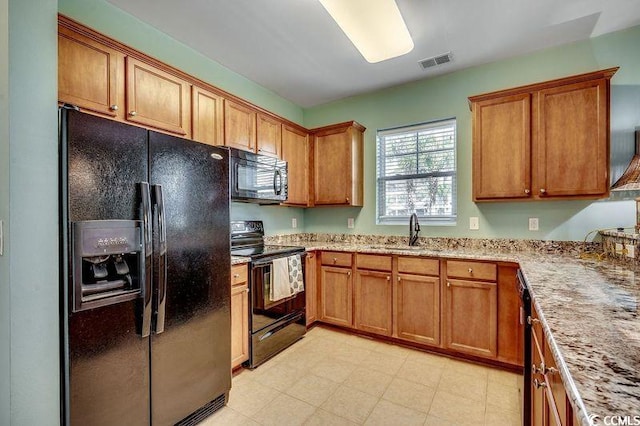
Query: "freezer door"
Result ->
[[62, 109, 150, 426], [149, 132, 231, 425]]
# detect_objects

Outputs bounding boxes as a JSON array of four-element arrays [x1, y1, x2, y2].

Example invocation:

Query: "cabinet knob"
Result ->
[[397, 277, 401, 282], [245, 288, 249, 293], [333, 258, 337, 264], [532, 362, 544, 374], [524, 189, 531, 194], [447, 281, 451, 287], [539, 188, 547, 194], [527, 316, 540, 326], [345, 197, 350, 203], [110, 105, 119, 111], [347, 271, 351, 277], [129, 111, 137, 117], [533, 378, 547, 389], [233, 274, 240, 278], [386, 276, 390, 281], [468, 268, 473, 274]]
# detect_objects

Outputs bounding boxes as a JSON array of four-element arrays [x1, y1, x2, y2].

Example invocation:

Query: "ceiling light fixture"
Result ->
[[318, 0, 414, 63]]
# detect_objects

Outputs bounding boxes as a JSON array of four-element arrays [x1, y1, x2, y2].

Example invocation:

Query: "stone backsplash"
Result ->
[[265, 233, 601, 257]]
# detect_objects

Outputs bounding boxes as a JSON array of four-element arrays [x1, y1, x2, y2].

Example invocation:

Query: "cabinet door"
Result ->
[[319, 266, 353, 327], [58, 26, 124, 119], [536, 79, 609, 198], [531, 328, 545, 426], [444, 279, 497, 358], [305, 252, 318, 326], [281, 125, 310, 206], [313, 124, 364, 206], [497, 265, 524, 366], [191, 86, 224, 146], [125, 57, 191, 137], [396, 273, 440, 346], [354, 270, 392, 336], [544, 339, 567, 426], [231, 280, 249, 368], [224, 100, 256, 152], [256, 113, 282, 158], [473, 93, 532, 200]]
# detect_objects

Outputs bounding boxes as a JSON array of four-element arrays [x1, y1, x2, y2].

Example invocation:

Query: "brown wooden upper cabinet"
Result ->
[[224, 100, 256, 152], [470, 67, 618, 202], [256, 113, 282, 158], [281, 124, 311, 206], [125, 57, 192, 138], [58, 25, 124, 119], [191, 85, 224, 146], [312, 121, 365, 206]]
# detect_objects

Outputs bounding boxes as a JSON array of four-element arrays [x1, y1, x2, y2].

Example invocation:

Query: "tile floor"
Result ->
[[200, 326, 523, 426]]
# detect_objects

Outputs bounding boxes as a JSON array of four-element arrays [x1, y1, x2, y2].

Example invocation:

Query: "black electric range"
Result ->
[[230, 220, 307, 368]]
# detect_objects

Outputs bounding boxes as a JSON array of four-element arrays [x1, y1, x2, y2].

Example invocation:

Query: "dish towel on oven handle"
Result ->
[[288, 254, 304, 294], [270, 254, 305, 302]]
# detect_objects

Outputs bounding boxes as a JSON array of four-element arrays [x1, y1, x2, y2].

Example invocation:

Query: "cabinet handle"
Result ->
[[468, 268, 473, 274], [233, 274, 240, 278], [524, 189, 530, 194], [110, 105, 119, 111], [545, 367, 558, 375], [129, 111, 137, 117], [244, 288, 249, 293], [533, 378, 547, 389], [532, 362, 544, 374], [539, 188, 547, 194], [527, 316, 540, 326]]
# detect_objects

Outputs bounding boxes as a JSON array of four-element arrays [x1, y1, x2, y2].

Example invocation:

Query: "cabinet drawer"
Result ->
[[321, 251, 353, 267], [397, 257, 439, 276], [356, 254, 391, 271], [231, 264, 248, 287], [447, 260, 496, 281]]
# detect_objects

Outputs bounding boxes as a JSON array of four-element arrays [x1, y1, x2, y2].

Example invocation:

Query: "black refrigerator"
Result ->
[[59, 108, 231, 425]]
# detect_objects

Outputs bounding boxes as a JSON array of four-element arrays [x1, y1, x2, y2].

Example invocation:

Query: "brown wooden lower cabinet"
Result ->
[[354, 269, 392, 336], [395, 272, 440, 346], [530, 303, 574, 426], [443, 278, 497, 358], [305, 252, 318, 326], [319, 265, 353, 327], [230, 264, 249, 368]]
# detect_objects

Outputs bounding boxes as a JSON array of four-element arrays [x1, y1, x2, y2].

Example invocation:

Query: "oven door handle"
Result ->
[[258, 312, 304, 341]]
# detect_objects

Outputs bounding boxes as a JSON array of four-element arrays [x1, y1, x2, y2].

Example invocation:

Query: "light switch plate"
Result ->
[[469, 217, 479, 230], [528, 218, 539, 231], [347, 218, 355, 229], [291, 218, 297, 229]]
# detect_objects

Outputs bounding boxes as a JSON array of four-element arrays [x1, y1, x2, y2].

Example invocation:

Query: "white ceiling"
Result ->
[[106, 0, 640, 108]]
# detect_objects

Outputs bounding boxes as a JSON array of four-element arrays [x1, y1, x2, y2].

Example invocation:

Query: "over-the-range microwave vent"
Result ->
[[419, 52, 452, 70]]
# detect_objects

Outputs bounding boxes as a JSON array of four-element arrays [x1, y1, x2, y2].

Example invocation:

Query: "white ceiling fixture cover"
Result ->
[[318, 0, 414, 63]]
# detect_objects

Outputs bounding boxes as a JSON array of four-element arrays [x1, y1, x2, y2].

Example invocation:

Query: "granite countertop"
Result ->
[[280, 240, 639, 426], [231, 255, 251, 265]]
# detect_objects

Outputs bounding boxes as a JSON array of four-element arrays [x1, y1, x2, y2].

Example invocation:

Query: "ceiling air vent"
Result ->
[[419, 52, 452, 70]]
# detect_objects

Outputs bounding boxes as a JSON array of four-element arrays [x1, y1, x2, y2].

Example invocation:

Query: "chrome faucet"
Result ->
[[409, 213, 420, 246]]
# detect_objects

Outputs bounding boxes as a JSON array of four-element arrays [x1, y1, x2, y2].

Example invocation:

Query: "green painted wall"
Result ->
[[0, 0, 10, 422], [6, 0, 60, 424], [303, 26, 640, 241]]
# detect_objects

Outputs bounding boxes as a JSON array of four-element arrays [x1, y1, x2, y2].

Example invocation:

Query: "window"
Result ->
[[376, 118, 457, 224]]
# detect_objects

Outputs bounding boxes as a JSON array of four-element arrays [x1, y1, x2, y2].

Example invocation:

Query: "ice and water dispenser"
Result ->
[[72, 220, 143, 312]]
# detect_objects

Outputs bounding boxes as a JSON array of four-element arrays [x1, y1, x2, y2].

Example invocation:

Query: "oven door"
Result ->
[[251, 258, 305, 333]]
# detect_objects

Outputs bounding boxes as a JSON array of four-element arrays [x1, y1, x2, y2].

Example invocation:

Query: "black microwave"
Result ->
[[229, 147, 288, 204]]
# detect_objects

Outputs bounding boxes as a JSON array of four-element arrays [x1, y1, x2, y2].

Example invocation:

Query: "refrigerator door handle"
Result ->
[[140, 182, 153, 338], [153, 184, 168, 334]]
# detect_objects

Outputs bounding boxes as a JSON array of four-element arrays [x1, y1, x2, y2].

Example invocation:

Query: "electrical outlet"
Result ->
[[291, 218, 297, 229], [626, 244, 635, 258], [528, 218, 539, 231], [347, 218, 355, 229], [469, 217, 479, 230], [615, 243, 625, 255]]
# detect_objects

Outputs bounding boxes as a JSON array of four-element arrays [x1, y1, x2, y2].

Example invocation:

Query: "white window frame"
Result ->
[[376, 118, 457, 225]]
